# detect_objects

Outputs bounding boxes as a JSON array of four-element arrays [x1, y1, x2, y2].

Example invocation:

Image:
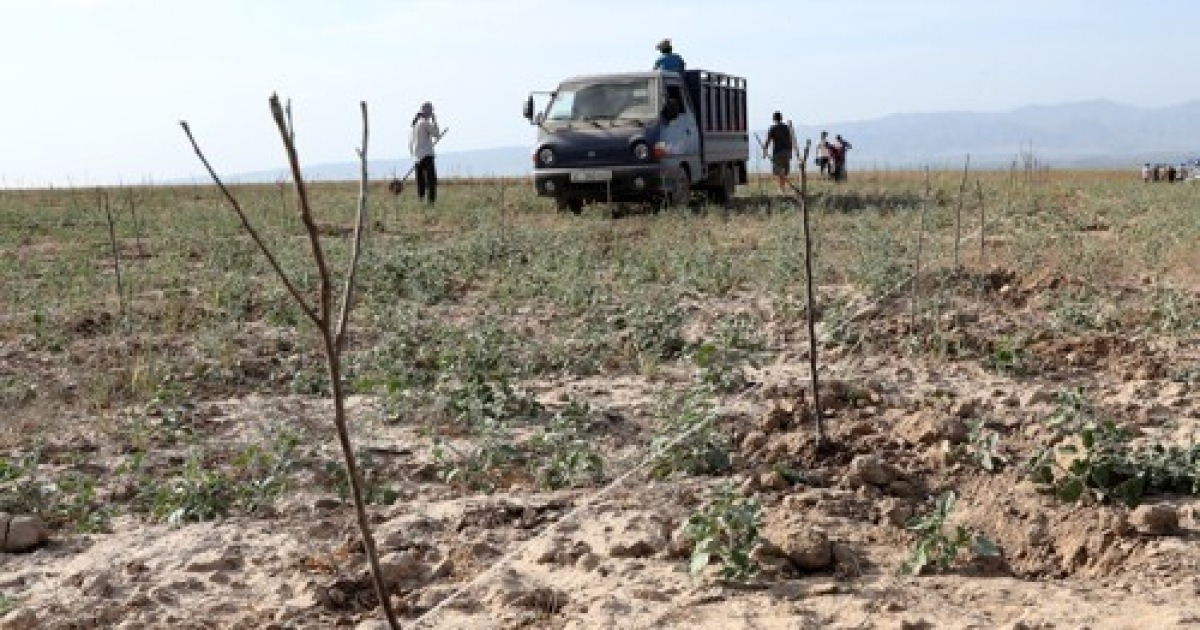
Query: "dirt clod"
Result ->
[[3, 514, 48, 553], [845, 454, 897, 487], [761, 515, 834, 571], [1129, 504, 1179, 535]]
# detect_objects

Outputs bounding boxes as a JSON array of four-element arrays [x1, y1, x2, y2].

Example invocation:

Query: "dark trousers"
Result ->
[[415, 156, 437, 203]]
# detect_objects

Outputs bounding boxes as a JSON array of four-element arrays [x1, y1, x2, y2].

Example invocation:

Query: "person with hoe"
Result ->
[[409, 101, 442, 204], [814, 131, 831, 177], [653, 38, 685, 73], [762, 111, 794, 194], [832, 133, 853, 181]]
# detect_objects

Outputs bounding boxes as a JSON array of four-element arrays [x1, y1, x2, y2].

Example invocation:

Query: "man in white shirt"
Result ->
[[409, 101, 442, 203]]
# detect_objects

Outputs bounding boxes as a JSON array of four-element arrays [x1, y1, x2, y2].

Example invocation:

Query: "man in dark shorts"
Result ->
[[815, 130, 831, 176], [762, 111, 794, 193]]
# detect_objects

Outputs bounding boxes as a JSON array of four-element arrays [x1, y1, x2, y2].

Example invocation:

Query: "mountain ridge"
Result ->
[[216, 99, 1200, 182]]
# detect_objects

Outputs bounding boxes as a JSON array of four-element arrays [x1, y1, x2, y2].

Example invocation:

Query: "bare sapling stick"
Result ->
[[125, 188, 145, 257], [268, 97, 399, 629], [950, 155, 971, 335], [953, 154, 970, 271], [974, 180, 988, 312], [499, 175, 509, 245], [976, 180, 986, 266], [101, 190, 128, 332], [910, 167, 931, 340], [786, 139, 827, 447], [787, 119, 801, 187], [179, 96, 401, 629], [753, 132, 767, 207]]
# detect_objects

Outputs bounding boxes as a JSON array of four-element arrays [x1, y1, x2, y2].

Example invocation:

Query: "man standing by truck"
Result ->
[[653, 39, 686, 74], [762, 111, 793, 194]]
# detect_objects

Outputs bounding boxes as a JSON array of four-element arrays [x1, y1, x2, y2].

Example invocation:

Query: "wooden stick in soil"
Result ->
[[125, 188, 145, 257], [180, 97, 401, 629], [101, 189, 127, 332], [953, 154, 970, 271], [910, 167, 931, 340], [976, 180, 987, 266], [785, 139, 827, 447], [268, 96, 400, 630], [950, 155, 971, 334], [753, 132, 768, 209]]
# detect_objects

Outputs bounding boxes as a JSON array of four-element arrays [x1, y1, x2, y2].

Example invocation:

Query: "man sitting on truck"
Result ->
[[653, 39, 686, 74]]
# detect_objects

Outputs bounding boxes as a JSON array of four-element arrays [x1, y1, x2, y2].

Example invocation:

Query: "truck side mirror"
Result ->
[[523, 96, 535, 122], [661, 99, 680, 122]]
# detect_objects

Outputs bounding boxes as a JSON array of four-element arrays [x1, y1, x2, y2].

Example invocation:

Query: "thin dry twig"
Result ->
[[910, 167, 931, 337], [269, 94, 333, 328], [953, 154, 971, 270], [786, 138, 827, 446], [181, 99, 400, 629], [100, 189, 127, 331], [335, 101, 370, 352]]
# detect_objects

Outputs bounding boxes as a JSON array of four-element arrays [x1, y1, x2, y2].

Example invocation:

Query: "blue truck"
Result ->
[[523, 69, 749, 213]]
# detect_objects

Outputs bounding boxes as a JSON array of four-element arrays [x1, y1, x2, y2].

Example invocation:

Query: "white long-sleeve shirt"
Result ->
[[409, 119, 441, 160]]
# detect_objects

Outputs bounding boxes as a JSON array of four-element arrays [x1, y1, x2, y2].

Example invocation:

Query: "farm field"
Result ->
[[1, 170, 1198, 629]]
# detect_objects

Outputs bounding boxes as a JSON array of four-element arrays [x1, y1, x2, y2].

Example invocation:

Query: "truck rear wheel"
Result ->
[[707, 164, 736, 205]]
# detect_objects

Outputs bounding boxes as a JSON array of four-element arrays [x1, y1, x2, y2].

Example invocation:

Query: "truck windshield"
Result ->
[[545, 79, 656, 123]]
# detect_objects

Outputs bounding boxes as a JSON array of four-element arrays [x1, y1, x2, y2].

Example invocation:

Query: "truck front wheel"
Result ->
[[556, 197, 584, 215], [668, 166, 692, 208]]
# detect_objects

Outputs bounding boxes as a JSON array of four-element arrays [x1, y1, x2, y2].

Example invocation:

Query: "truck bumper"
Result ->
[[533, 166, 670, 203]]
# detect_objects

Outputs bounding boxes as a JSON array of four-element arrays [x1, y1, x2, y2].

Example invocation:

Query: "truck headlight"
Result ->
[[537, 147, 556, 167], [632, 142, 650, 161]]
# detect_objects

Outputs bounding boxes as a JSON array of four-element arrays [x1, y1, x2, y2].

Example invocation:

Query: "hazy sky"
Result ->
[[2, 0, 1196, 186]]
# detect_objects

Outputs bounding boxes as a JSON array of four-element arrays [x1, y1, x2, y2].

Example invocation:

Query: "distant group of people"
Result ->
[[759, 112, 854, 192], [1142, 161, 1194, 183], [815, 130, 852, 181]]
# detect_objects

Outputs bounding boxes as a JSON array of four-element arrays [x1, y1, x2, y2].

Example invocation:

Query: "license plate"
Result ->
[[570, 169, 612, 183]]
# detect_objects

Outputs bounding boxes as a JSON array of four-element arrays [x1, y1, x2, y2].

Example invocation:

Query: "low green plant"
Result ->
[[691, 314, 768, 393], [0, 449, 42, 514], [683, 483, 761, 581], [228, 427, 301, 512], [135, 431, 302, 524], [1043, 387, 1094, 435], [1148, 288, 1198, 335], [983, 335, 1032, 376], [964, 419, 1007, 472], [139, 455, 235, 525], [649, 385, 730, 479], [0, 594, 14, 615], [430, 418, 524, 492], [622, 301, 687, 363], [901, 491, 998, 575], [527, 400, 605, 489], [50, 472, 112, 533], [1028, 417, 1200, 506], [1051, 291, 1115, 332], [322, 447, 399, 505]]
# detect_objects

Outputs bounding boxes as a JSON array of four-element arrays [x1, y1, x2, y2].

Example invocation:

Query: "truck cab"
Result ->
[[524, 69, 748, 213]]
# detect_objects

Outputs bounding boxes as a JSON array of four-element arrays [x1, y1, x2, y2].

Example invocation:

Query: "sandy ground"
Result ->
[[3, 271, 1199, 629]]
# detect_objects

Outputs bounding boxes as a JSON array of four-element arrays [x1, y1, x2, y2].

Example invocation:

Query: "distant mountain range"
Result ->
[[221, 100, 1200, 182]]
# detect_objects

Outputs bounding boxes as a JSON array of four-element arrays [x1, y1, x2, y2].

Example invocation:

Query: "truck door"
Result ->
[[661, 80, 700, 181]]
